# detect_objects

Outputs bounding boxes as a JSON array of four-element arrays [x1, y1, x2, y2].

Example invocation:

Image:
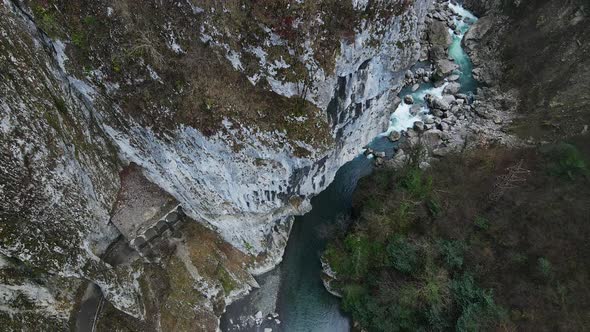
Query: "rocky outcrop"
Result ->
[[427, 19, 452, 61], [0, 10, 159, 332], [102, 0, 434, 264], [0, 0, 434, 329], [463, 0, 590, 141]]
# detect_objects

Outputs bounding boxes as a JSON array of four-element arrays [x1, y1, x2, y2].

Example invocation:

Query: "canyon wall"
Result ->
[[0, 0, 433, 329]]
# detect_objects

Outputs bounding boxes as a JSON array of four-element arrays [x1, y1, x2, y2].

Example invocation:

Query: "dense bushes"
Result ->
[[324, 162, 505, 331], [324, 141, 590, 331], [542, 143, 588, 179]]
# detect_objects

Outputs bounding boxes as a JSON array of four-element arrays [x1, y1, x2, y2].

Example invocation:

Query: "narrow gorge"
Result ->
[[1, 0, 589, 331]]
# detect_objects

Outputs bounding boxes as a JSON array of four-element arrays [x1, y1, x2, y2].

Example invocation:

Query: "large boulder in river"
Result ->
[[388, 131, 401, 142], [435, 59, 459, 79], [410, 104, 422, 116], [447, 74, 460, 81], [444, 82, 461, 95], [430, 97, 451, 111], [413, 121, 425, 132], [462, 16, 495, 52], [404, 95, 415, 104], [427, 20, 452, 61]]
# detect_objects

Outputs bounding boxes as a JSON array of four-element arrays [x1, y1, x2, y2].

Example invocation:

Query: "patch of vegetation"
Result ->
[[216, 266, 237, 295], [31, 4, 61, 37], [325, 140, 590, 331], [541, 143, 588, 179], [473, 215, 489, 230]]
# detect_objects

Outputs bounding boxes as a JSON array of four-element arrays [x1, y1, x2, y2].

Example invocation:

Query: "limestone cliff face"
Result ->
[[0, 1, 144, 327], [0, 0, 433, 329], [104, 0, 433, 269]]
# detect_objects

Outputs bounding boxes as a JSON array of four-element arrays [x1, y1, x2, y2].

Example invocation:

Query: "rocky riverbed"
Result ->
[[367, 0, 521, 172]]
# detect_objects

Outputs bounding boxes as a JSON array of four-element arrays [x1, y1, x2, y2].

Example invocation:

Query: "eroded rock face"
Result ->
[[0, 2, 146, 326], [100, 0, 434, 263], [1, 0, 434, 329]]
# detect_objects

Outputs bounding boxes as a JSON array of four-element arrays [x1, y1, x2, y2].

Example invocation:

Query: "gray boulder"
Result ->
[[443, 82, 461, 95], [427, 20, 452, 61], [442, 95, 456, 105], [404, 95, 414, 104], [455, 93, 468, 100], [462, 16, 495, 52], [421, 129, 445, 149], [431, 97, 451, 111], [435, 59, 459, 79], [432, 109, 444, 117], [388, 130, 401, 142], [413, 121, 425, 132], [374, 151, 386, 158], [447, 74, 460, 81], [374, 157, 384, 167]]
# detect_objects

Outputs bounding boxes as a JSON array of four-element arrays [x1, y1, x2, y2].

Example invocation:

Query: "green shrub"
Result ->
[[451, 274, 485, 309], [323, 243, 350, 277], [426, 198, 442, 217], [386, 236, 418, 274], [451, 274, 505, 331], [364, 196, 384, 213], [421, 271, 450, 308], [391, 201, 415, 232], [424, 305, 450, 331], [32, 5, 60, 37], [216, 267, 236, 295], [71, 31, 86, 49], [341, 284, 371, 325], [400, 168, 433, 199], [474, 216, 489, 230], [397, 283, 420, 308], [439, 240, 465, 270], [344, 233, 373, 279], [543, 143, 587, 179], [537, 257, 552, 279]]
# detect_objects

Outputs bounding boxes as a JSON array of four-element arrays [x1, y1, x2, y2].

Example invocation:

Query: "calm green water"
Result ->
[[275, 154, 374, 331]]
